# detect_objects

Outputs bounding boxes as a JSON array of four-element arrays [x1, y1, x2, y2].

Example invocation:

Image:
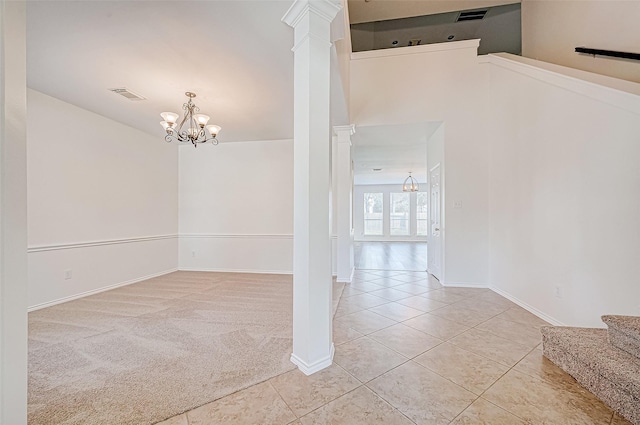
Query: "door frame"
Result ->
[[427, 162, 444, 282]]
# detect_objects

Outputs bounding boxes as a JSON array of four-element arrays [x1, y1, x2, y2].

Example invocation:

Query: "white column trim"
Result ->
[[333, 124, 355, 140], [291, 32, 332, 52], [333, 124, 355, 283], [290, 343, 335, 376], [283, 0, 342, 376], [282, 0, 341, 28]]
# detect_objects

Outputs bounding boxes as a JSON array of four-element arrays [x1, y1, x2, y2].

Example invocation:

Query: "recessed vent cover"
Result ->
[[108, 87, 146, 101], [456, 10, 487, 22]]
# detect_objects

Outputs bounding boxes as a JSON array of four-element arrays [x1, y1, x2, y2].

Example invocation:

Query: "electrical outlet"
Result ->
[[64, 269, 72, 280], [191, 251, 196, 258], [554, 286, 562, 299]]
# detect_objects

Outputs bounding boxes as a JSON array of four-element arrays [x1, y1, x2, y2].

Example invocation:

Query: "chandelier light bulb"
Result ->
[[206, 124, 221, 137], [160, 112, 179, 124], [193, 114, 210, 127]]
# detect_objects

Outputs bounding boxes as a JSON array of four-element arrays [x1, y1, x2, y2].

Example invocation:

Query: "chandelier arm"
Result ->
[[176, 130, 191, 143], [179, 113, 189, 127]]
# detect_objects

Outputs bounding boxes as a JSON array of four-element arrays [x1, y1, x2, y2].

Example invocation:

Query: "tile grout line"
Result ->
[[339, 279, 546, 423], [266, 381, 298, 420]]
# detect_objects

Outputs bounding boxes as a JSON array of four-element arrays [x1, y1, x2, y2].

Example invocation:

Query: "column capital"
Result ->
[[333, 124, 355, 145], [333, 124, 355, 136], [282, 0, 342, 28]]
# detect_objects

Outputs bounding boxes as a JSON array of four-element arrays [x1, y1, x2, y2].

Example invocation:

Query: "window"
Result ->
[[416, 192, 428, 236], [363, 193, 383, 235], [390, 192, 410, 236]]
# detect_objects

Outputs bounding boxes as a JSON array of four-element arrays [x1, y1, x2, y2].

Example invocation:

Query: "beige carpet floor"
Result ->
[[28, 271, 342, 425]]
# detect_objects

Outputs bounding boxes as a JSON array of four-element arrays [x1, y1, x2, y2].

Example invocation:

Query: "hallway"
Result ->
[[354, 242, 427, 272]]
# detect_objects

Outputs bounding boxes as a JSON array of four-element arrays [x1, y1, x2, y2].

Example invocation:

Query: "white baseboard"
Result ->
[[28, 268, 178, 312], [489, 286, 565, 326], [179, 267, 292, 275], [442, 281, 488, 288], [290, 343, 335, 376], [336, 267, 354, 283]]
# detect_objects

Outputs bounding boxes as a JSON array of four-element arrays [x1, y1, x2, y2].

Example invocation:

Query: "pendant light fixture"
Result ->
[[402, 172, 419, 192], [160, 92, 221, 147]]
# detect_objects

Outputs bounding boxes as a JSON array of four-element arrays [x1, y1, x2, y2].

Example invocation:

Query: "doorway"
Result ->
[[354, 241, 427, 271]]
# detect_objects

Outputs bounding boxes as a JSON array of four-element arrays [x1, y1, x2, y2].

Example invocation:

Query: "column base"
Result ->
[[336, 267, 354, 283], [290, 343, 335, 375]]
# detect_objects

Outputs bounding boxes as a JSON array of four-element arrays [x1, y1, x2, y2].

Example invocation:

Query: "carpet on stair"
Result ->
[[542, 326, 640, 425], [603, 315, 640, 360]]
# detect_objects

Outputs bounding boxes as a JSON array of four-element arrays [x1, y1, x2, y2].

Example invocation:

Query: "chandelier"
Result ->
[[402, 172, 419, 192], [160, 92, 221, 147]]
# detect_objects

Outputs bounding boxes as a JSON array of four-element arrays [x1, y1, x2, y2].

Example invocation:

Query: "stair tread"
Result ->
[[603, 315, 640, 336], [541, 326, 640, 396]]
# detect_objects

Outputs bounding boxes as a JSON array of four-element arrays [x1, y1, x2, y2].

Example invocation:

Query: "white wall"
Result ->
[[354, 184, 428, 242], [522, 0, 640, 84], [178, 139, 294, 273], [27, 89, 178, 309], [488, 53, 640, 327], [350, 40, 490, 286], [1, 0, 28, 421]]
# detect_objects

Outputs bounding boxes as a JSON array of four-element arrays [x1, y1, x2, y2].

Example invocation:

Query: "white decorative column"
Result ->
[[0, 0, 28, 422], [333, 125, 355, 283], [282, 0, 342, 375]]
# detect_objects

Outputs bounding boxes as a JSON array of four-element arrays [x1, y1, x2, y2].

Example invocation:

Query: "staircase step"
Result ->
[[603, 315, 640, 359], [542, 326, 640, 425]]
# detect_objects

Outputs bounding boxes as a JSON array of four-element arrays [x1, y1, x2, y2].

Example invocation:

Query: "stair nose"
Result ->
[[542, 326, 640, 425], [602, 315, 640, 360]]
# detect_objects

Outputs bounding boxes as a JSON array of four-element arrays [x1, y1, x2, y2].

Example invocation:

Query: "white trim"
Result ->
[[28, 234, 177, 253], [333, 124, 355, 140], [181, 233, 292, 239], [179, 138, 293, 146], [291, 32, 332, 52], [179, 267, 292, 275], [442, 281, 488, 288], [356, 237, 428, 242], [489, 286, 565, 327], [290, 343, 335, 375], [488, 53, 640, 115], [27, 268, 178, 311], [282, 0, 341, 28], [336, 267, 354, 283], [351, 39, 480, 61]]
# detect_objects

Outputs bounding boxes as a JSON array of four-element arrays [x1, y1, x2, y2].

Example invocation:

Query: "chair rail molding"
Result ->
[[28, 234, 178, 252]]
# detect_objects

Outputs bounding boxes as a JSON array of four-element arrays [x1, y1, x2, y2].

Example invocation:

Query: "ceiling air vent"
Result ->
[[456, 9, 488, 22], [108, 87, 146, 101]]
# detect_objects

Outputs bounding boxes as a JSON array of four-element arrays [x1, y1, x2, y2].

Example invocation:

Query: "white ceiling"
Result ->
[[348, 0, 521, 24], [352, 122, 441, 186], [27, 1, 295, 143]]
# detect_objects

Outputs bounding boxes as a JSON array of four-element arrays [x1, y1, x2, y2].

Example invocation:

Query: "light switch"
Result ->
[[453, 200, 463, 209]]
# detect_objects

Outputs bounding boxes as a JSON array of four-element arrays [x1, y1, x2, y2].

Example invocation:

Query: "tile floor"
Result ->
[[158, 270, 631, 425]]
